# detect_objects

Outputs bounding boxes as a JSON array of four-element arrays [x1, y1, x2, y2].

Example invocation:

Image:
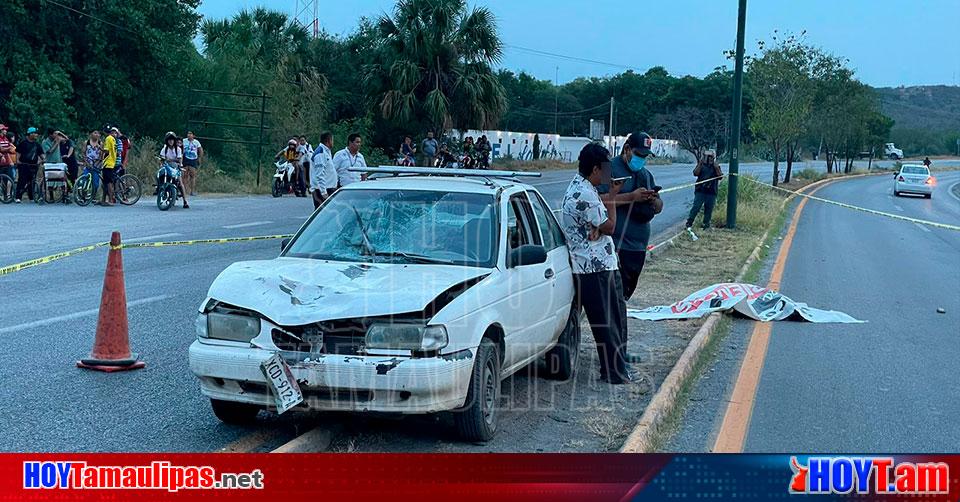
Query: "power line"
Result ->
[[510, 101, 610, 116], [44, 0, 139, 35], [504, 44, 646, 73]]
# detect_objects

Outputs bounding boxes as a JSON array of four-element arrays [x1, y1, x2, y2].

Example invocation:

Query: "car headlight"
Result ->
[[365, 324, 448, 351], [203, 312, 261, 343]]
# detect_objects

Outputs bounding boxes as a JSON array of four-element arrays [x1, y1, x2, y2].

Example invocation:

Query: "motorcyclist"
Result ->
[[159, 132, 189, 209], [436, 143, 456, 168], [462, 136, 475, 168], [275, 139, 303, 195], [399, 135, 416, 166]]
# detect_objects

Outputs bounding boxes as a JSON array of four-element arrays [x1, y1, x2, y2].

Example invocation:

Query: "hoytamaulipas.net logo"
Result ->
[[24, 461, 264, 492], [789, 456, 948, 495]]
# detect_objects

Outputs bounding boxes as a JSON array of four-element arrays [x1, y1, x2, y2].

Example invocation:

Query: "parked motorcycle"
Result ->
[[155, 156, 184, 211], [272, 159, 296, 198]]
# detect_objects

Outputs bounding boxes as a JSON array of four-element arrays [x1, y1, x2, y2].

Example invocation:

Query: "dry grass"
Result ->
[[125, 137, 271, 195]]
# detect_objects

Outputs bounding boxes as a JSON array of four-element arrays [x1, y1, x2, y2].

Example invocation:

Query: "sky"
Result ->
[[198, 0, 960, 88]]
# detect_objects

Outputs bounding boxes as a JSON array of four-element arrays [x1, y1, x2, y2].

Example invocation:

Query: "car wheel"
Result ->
[[453, 338, 501, 442], [544, 307, 581, 381], [210, 399, 261, 425], [924, 194, 932, 199]]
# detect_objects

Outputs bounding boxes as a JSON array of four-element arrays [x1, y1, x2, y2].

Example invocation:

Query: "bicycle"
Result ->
[[115, 166, 143, 205], [73, 161, 104, 206], [0, 172, 14, 204]]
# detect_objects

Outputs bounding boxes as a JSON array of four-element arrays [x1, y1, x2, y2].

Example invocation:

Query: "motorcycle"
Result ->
[[155, 156, 184, 211], [272, 159, 296, 198]]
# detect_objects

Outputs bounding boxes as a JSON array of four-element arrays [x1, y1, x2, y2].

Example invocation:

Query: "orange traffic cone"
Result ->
[[77, 231, 145, 372]]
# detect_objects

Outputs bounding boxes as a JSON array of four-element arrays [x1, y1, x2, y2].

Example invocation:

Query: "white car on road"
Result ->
[[893, 164, 935, 198], [189, 168, 578, 440]]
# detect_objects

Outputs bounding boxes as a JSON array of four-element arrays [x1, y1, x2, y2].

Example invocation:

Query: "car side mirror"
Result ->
[[508, 245, 547, 268], [280, 238, 290, 253]]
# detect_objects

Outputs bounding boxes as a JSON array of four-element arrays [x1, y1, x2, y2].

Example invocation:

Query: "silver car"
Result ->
[[893, 164, 934, 198]]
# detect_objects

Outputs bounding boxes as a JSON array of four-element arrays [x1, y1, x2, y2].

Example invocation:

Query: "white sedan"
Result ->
[[893, 164, 935, 198], [189, 169, 578, 441]]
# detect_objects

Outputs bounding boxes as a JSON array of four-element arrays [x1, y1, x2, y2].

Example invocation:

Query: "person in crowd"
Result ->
[[119, 131, 131, 171], [296, 135, 312, 198], [182, 131, 203, 196], [399, 135, 416, 166], [476, 135, 491, 168], [275, 138, 302, 194], [686, 150, 723, 229], [923, 156, 932, 169], [15, 127, 44, 203], [0, 125, 15, 200], [309, 131, 337, 209], [436, 143, 456, 168], [160, 132, 189, 209], [112, 127, 125, 176], [100, 127, 121, 206], [462, 136, 475, 168], [60, 132, 78, 188], [81, 130, 103, 196], [560, 143, 633, 384], [42, 128, 63, 165], [333, 133, 366, 187], [421, 131, 438, 168]]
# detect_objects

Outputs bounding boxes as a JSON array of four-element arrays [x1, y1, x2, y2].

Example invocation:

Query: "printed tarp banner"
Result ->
[[627, 283, 864, 323]]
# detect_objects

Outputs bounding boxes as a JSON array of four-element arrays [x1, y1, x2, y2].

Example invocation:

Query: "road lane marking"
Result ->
[[0, 295, 172, 335], [894, 205, 904, 212], [915, 222, 931, 233], [712, 182, 827, 453], [125, 233, 182, 243], [223, 221, 272, 229]]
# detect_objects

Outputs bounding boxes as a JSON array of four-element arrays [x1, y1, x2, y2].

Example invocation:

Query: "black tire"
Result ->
[[893, 191, 900, 197], [924, 194, 932, 199], [157, 183, 176, 211], [73, 173, 98, 206], [544, 307, 581, 381], [272, 178, 283, 198], [0, 174, 14, 204], [453, 337, 501, 442], [117, 174, 142, 205], [210, 399, 261, 425]]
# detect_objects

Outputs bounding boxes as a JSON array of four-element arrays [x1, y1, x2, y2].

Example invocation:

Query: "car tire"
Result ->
[[210, 399, 261, 425], [544, 307, 581, 381], [924, 194, 932, 199], [453, 338, 501, 442]]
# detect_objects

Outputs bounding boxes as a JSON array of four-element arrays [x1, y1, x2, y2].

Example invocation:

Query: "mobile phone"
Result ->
[[652, 185, 663, 192]]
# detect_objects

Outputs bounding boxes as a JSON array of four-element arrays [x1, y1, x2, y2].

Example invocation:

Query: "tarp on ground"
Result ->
[[627, 282, 864, 323]]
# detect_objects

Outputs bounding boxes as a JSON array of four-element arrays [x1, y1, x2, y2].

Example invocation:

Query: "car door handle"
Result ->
[[544, 268, 554, 279]]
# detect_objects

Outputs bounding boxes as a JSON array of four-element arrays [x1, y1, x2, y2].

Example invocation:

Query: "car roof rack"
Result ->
[[349, 166, 542, 180]]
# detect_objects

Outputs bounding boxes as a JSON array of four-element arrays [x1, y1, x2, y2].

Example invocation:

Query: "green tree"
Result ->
[[364, 0, 507, 135]]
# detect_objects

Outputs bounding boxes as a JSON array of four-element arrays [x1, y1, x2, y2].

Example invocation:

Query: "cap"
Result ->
[[27, 127, 38, 134], [625, 131, 655, 157], [288, 139, 298, 146]]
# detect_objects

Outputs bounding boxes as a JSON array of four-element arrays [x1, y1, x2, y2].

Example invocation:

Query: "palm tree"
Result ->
[[364, 0, 507, 135], [201, 8, 310, 72]]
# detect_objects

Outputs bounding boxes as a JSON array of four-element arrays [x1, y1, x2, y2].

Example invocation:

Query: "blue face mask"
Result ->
[[628, 155, 647, 172]]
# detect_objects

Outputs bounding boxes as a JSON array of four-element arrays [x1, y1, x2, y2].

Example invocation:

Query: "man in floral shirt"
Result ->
[[560, 143, 632, 384]]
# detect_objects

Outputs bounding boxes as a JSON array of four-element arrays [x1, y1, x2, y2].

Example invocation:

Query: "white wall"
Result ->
[[455, 129, 682, 163]]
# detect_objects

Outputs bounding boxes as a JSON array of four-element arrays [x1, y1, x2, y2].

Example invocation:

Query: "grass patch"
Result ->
[[125, 137, 271, 195]]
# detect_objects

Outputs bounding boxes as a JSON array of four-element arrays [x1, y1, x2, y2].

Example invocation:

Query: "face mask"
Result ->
[[628, 155, 646, 172]]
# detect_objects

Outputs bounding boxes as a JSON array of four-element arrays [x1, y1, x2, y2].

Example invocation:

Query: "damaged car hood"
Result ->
[[207, 257, 491, 325]]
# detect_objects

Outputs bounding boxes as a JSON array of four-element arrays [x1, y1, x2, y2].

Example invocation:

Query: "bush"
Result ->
[[711, 174, 784, 232], [794, 168, 826, 182]]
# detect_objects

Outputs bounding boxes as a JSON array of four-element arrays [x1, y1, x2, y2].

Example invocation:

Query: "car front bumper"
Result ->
[[188, 340, 475, 414]]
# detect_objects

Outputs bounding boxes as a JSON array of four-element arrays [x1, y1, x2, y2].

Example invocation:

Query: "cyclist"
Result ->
[[160, 132, 189, 209]]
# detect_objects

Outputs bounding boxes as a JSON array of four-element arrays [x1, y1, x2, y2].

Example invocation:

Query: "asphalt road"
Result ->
[[1, 159, 956, 452], [667, 170, 960, 452]]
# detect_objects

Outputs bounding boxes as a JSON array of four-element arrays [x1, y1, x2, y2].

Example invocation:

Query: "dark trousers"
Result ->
[[686, 192, 717, 228], [617, 249, 647, 301], [15, 164, 37, 200], [574, 270, 629, 383]]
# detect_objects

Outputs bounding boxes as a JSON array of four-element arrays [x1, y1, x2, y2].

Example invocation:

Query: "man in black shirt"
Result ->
[[15, 127, 44, 202], [686, 150, 723, 229]]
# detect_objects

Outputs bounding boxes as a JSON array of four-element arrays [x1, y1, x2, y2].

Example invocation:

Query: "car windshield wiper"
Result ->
[[369, 251, 456, 265], [352, 207, 376, 256]]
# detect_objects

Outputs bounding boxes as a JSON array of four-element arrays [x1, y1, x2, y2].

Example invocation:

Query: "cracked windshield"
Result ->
[[286, 189, 496, 266]]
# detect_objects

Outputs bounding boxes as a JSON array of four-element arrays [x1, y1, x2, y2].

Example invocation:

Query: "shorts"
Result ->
[[102, 167, 116, 183], [183, 157, 198, 168]]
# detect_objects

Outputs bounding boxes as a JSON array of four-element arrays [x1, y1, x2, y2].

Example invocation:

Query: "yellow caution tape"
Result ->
[[734, 173, 960, 232], [658, 175, 724, 194], [0, 242, 109, 277], [120, 234, 294, 249]]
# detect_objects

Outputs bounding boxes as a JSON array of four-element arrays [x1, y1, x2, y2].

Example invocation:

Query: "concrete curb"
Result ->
[[619, 173, 849, 453]]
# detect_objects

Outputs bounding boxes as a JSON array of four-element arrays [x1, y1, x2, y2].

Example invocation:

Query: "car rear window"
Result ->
[[902, 166, 929, 175]]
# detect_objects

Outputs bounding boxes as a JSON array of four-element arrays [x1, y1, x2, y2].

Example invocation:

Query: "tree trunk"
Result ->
[[772, 144, 781, 187], [824, 141, 833, 174], [785, 143, 795, 184]]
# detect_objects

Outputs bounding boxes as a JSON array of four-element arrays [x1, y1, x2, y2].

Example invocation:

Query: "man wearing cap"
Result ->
[[0, 125, 15, 200], [598, 132, 663, 363], [686, 150, 723, 229], [15, 127, 45, 202]]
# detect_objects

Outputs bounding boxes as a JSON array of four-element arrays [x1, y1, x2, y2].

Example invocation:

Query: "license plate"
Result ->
[[260, 353, 304, 414]]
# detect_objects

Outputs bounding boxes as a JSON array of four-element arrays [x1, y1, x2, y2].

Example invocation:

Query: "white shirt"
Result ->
[[310, 144, 337, 192], [298, 143, 313, 164], [561, 174, 619, 274], [183, 138, 202, 160], [332, 148, 365, 186]]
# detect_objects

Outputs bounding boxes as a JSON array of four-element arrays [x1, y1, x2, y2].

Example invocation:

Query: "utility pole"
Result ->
[[608, 97, 615, 152], [726, 0, 747, 229], [554, 66, 559, 134]]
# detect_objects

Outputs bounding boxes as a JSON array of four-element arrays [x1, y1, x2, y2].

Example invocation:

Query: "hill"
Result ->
[[874, 85, 960, 131]]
